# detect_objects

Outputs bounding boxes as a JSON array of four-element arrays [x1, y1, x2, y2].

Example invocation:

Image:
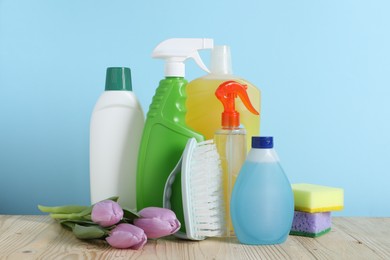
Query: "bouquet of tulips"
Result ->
[[38, 197, 180, 249]]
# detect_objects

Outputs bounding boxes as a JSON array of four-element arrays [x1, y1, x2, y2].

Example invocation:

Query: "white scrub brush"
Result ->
[[163, 138, 225, 240]]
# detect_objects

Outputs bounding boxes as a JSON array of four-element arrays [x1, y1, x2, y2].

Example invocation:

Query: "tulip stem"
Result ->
[[48, 207, 93, 220], [49, 213, 91, 220]]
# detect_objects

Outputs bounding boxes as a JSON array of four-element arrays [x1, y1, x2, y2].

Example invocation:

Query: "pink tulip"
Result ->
[[91, 200, 123, 227], [133, 207, 181, 239], [106, 223, 147, 249]]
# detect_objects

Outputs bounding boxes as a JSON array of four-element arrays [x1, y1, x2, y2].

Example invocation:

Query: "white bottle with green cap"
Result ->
[[90, 67, 144, 211]]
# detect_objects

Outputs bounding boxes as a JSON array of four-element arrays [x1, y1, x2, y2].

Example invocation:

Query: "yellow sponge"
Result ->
[[292, 183, 344, 213]]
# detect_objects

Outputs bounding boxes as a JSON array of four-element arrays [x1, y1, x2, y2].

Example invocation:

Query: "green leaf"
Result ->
[[59, 219, 96, 226], [72, 224, 107, 240], [60, 221, 76, 230], [38, 204, 88, 214], [122, 207, 140, 223], [94, 196, 119, 204]]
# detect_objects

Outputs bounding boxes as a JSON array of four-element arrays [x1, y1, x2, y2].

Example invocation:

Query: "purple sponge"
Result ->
[[290, 211, 331, 237]]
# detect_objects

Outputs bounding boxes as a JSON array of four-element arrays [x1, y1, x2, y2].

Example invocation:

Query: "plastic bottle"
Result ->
[[214, 80, 259, 236], [186, 45, 261, 152], [90, 67, 145, 211], [136, 38, 213, 233], [230, 136, 294, 245]]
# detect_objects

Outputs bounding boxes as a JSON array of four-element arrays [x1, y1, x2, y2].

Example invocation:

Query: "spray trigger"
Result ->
[[190, 51, 210, 73], [215, 80, 259, 128], [152, 38, 213, 77]]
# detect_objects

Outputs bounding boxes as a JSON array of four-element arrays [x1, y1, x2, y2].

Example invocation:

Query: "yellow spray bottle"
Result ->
[[186, 45, 261, 152]]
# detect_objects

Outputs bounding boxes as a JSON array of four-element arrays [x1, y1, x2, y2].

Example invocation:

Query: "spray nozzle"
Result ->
[[215, 80, 259, 128], [152, 38, 214, 77]]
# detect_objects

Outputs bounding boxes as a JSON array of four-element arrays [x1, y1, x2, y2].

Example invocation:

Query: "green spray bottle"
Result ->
[[137, 38, 214, 233]]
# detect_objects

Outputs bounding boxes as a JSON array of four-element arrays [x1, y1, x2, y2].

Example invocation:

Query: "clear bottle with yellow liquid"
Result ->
[[214, 80, 259, 237], [186, 45, 261, 152]]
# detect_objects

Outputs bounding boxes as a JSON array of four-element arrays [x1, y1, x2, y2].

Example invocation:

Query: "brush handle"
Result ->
[[163, 154, 189, 240]]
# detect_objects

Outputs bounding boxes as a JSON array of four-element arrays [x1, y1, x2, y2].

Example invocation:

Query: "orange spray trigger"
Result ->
[[215, 80, 259, 128]]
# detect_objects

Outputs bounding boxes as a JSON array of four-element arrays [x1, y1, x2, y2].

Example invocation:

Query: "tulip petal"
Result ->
[[169, 219, 181, 234], [106, 224, 147, 249], [106, 230, 139, 249], [130, 234, 147, 250], [134, 217, 179, 239], [91, 200, 123, 227], [138, 207, 177, 221]]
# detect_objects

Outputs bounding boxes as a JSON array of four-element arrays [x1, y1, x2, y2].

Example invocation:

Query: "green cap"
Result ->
[[105, 67, 132, 91]]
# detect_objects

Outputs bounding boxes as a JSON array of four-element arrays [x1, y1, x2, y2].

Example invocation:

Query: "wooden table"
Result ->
[[0, 215, 389, 259]]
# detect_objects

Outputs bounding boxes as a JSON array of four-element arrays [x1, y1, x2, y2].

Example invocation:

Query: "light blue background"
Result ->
[[1, 0, 389, 216]]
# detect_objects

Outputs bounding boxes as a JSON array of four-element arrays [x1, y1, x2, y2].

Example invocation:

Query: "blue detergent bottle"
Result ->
[[230, 136, 294, 245]]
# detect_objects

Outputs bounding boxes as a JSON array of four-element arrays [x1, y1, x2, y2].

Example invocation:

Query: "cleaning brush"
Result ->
[[163, 138, 225, 240]]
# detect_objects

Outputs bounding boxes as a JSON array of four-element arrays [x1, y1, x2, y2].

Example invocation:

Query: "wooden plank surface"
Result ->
[[0, 215, 389, 259]]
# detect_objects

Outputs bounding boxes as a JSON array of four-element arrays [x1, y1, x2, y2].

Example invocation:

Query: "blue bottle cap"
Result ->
[[252, 136, 273, 148]]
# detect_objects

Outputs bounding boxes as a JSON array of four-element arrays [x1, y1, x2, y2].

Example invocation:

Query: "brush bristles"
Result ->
[[188, 140, 226, 238]]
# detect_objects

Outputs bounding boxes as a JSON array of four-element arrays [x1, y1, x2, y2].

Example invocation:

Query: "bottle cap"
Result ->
[[105, 67, 132, 91], [210, 45, 232, 75], [252, 136, 273, 148]]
